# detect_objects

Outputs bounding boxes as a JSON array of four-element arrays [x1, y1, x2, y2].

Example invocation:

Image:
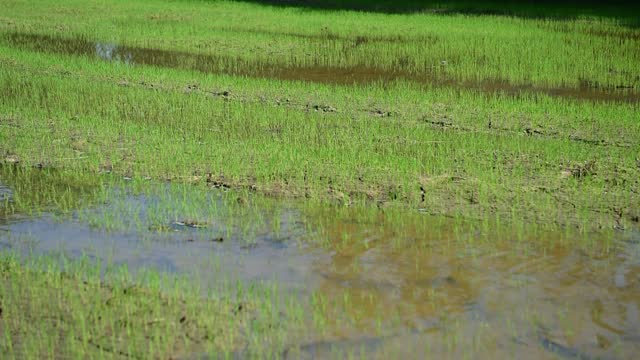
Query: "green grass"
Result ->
[[0, 164, 105, 219], [1, 0, 639, 90], [1, 2, 639, 355], [0, 159, 633, 359], [1, 39, 638, 230], [1, 163, 619, 253], [0, 3, 638, 228], [233, 0, 640, 20], [0, 251, 310, 358]]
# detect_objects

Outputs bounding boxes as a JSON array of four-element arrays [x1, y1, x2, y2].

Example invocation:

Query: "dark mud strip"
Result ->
[[218, 17, 640, 42], [1, 31, 638, 103], [215, 26, 439, 45], [281, 335, 389, 359], [538, 336, 597, 360], [583, 28, 640, 41], [216, 337, 388, 360], [533, 326, 623, 360], [534, 24, 640, 41]]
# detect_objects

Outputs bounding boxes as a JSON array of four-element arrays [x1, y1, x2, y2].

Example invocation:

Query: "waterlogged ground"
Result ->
[[2, 31, 638, 103], [1, 3, 639, 232], [1, 167, 639, 359], [1, 1, 639, 357]]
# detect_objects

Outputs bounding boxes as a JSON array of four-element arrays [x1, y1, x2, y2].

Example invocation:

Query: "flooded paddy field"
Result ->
[[2, 31, 638, 103], [1, 0, 639, 358], [1, 166, 639, 359]]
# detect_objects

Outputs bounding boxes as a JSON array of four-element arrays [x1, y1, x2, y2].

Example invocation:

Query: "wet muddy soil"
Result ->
[[2, 31, 638, 103]]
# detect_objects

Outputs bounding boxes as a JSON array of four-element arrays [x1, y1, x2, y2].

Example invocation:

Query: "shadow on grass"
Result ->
[[230, 0, 640, 27]]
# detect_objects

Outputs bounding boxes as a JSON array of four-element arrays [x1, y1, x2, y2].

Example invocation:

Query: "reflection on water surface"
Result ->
[[2, 31, 638, 103], [0, 167, 638, 359], [95, 42, 133, 64]]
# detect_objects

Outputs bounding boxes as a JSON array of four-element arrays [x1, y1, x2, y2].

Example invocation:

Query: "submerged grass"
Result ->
[[0, 165, 106, 219], [0, 159, 637, 359], [0, 251, 304, 359], [1, 163, 621, 253]]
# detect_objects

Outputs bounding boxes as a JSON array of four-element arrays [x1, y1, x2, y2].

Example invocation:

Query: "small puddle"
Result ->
[[1, 166, 639, 358], [2, 31, 638, 103], [95, 42, 133, 64]]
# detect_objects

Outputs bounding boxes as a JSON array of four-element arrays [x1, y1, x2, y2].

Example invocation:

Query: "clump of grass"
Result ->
[[1, 0, 639, 91], [0, 251, 311, 358], [0, 167, 635, 359], [2, 59, 637, 230], [0, 164, 106, 218], [0, 0, 638, 231]]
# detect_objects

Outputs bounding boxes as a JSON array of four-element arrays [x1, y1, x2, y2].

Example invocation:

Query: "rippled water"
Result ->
[[0, 168, 638, 359]]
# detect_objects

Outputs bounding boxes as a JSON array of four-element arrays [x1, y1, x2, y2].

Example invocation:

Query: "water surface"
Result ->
[[0, 168, 638, 359], [2, 31, 638, 103]]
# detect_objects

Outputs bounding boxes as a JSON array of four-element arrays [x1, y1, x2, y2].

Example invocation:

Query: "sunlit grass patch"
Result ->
[[0, 251, 311, 358]]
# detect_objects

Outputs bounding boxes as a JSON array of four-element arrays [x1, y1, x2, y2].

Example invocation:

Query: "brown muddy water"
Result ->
[[0, 169, 639, 359], [1, 31, 638, 103]]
